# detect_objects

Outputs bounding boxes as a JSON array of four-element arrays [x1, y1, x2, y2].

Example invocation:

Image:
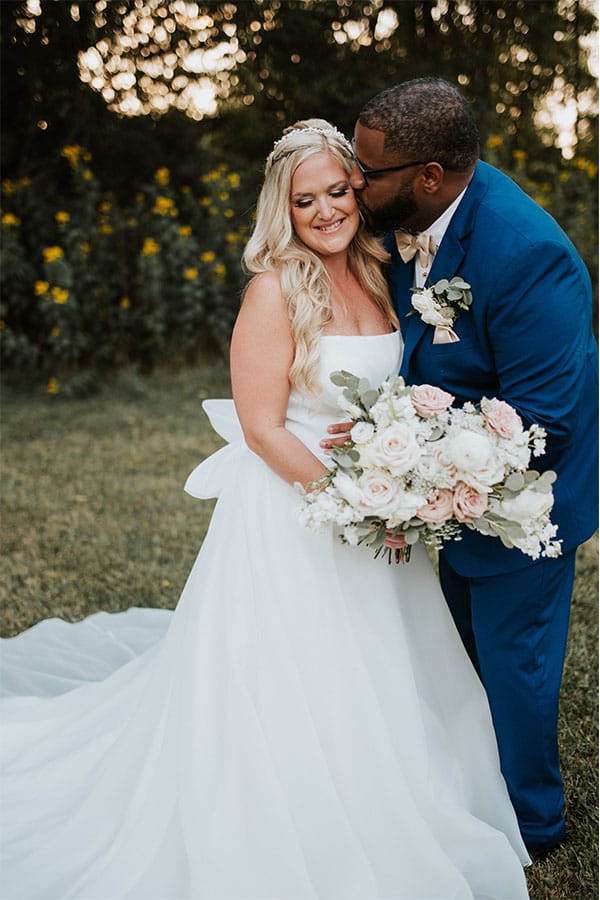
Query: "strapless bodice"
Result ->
[[285, 331, 403, 463]]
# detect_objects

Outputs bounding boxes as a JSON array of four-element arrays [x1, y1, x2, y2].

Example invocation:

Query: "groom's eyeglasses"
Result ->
[[351, 138, 425, 185]]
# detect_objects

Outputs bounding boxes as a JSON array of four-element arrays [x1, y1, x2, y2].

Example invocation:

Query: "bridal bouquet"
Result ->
[[297, 371, 562, 563]]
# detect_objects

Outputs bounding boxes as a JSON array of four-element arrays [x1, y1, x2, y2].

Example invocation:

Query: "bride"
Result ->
[[1, 120, 530, 899]]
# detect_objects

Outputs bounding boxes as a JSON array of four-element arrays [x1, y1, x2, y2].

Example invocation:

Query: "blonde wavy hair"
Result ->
[[243, 118, 399, 397]]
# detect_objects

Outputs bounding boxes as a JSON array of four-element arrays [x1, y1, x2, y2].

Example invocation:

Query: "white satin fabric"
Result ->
[[1, 332, 529, 899]]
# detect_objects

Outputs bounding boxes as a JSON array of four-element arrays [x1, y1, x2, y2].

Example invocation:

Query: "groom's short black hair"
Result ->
[[359, 78, 480, 171]]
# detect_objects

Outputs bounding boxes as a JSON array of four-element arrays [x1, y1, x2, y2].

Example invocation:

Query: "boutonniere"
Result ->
[[408, 277, 472, 344]]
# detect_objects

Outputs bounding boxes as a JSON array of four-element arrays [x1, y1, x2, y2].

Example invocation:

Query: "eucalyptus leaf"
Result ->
[[446, 289, 463, 301], [405, 528, 421, 545], [360, 389, 379, 409], [524, 470, 540, 484], [505, 472, 525, 492], [450, 278, 471, 290], [433, 278, 450, 292]]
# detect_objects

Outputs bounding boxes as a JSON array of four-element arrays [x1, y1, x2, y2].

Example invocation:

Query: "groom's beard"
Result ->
[[359, 184, 419, 236]]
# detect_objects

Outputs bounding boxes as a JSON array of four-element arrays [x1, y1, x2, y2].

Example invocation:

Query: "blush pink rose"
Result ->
[[452, 481, 489, 522], [416, 489, 455, 524], [481, 397, 522, 439], [411, 384, 455, 418]]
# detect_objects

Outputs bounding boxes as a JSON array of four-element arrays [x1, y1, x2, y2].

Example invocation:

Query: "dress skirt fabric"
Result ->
[[1, 333, 529, 898]]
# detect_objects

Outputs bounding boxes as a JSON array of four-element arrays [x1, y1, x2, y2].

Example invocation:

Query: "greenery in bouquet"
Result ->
[[297, 371, 562, 564]]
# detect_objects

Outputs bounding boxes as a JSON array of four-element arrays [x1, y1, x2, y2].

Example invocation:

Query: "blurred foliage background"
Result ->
[[1, 0, 597, 394]]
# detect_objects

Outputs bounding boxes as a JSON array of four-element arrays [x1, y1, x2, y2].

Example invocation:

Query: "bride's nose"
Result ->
[[316, 196, 334, 220]]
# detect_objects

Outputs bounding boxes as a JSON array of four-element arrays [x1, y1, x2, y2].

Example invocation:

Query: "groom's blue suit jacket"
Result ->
[[385, 161, 598, 576]]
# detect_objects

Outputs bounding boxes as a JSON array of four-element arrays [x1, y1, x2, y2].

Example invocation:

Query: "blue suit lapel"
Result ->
[[400, 163, 487, 379]]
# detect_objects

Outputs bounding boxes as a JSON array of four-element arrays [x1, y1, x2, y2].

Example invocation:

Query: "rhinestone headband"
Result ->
[[270, 125, 352, 156]]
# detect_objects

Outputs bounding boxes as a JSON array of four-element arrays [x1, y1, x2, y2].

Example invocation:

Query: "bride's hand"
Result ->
[[319, 421, 353, 451], [384, 531, 407, 550]]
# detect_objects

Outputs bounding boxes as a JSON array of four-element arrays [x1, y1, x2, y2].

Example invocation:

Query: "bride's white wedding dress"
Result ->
[[1, 332, 530, 899]]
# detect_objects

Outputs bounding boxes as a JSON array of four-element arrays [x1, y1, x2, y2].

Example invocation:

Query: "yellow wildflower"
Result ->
[[55, 210, 70, 224], [486, 135, 503, 149], [81, 241, 91, 253], [512, 149, 527, 161], [219, 192, 230, 201], [2, 179, 15, 195], [153, 196, 175, 216], [0, 320, 6, 330], [228, 173, 241, 188], [120, 297, 131, 309], [225, 232, 238, 244], [2, 213, 21, 227], [223, 209, 235, 219], [51, 327, 60, 337], [142, 237, 160, 256], [199, 197, 211, 207], [208, 205, 218, 216], [20, 177, 32, 187], [100, 224, 113, 235], [83, 169, 93, 181], [46, 377, 59, 394], [61, 144, 83, 168], [136, 193, 145, 203], [200, 250, 216, 263], [213, 263, 227, 279], [128, 217, 138, 227], [155, 167, 170, 186], [185, 267, 199, 280], [99, 201, 111, 213], [51, 287, 69, 304], [182, 185, 191, 194], [179, 225, 192, 237], [43, 246, 64, 262], [35, 280, 49, 295]]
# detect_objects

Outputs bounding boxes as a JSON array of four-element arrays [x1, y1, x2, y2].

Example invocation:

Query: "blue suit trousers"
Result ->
[[439, 548, 577, 849]]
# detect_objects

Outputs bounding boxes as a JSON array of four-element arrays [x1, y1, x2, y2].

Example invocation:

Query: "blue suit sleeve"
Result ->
[[487, 239, 594, 446]]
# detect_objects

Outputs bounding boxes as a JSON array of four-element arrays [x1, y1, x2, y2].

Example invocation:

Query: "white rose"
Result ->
[[371, 423, 421, 476], [411, 289, 454, 327], [443, 430, 494, 472], [357, 469, 402, 519], [492, 488, 554, 523], [350, 421, 375, 444]]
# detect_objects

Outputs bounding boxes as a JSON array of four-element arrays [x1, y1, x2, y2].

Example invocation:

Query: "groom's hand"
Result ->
[[319, 421, 353, 451]]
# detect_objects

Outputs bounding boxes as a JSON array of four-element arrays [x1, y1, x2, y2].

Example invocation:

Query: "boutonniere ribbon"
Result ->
[[408, 277, 472, 344]]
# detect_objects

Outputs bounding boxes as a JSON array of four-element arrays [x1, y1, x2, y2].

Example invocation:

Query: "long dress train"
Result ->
[[1, 332, 530, 899]]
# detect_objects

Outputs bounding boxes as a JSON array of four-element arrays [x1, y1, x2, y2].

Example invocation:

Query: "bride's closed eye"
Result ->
[[292, 187, 351, 209]]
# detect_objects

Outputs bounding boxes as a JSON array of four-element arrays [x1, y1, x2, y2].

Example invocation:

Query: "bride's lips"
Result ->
[[315, 218, 345, 233]]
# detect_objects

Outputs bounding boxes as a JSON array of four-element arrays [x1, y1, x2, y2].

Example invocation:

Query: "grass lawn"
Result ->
[[1, 364, 598, 899]]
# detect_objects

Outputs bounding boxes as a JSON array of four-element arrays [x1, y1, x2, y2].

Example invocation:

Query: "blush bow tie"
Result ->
[[395, 231, 437, 268]]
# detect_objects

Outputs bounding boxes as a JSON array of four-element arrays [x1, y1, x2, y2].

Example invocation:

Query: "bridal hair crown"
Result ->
[[270, 125, 352, 156]]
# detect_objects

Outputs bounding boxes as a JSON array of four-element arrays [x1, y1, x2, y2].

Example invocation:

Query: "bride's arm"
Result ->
[[230, 271, 329, 488]]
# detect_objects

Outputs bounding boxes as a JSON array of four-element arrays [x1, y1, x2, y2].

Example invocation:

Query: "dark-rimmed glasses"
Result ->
[[351, 138, 425, 185]]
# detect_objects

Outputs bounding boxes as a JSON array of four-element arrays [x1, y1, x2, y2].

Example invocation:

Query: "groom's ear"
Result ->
[[419, 162, 444, 194]]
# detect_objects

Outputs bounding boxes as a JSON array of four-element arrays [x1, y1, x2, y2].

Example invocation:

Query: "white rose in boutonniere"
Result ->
[[409, 277, 472, 344]]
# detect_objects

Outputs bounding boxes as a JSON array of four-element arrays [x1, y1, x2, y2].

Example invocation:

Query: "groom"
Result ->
[[324, 78, 598, 856]]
